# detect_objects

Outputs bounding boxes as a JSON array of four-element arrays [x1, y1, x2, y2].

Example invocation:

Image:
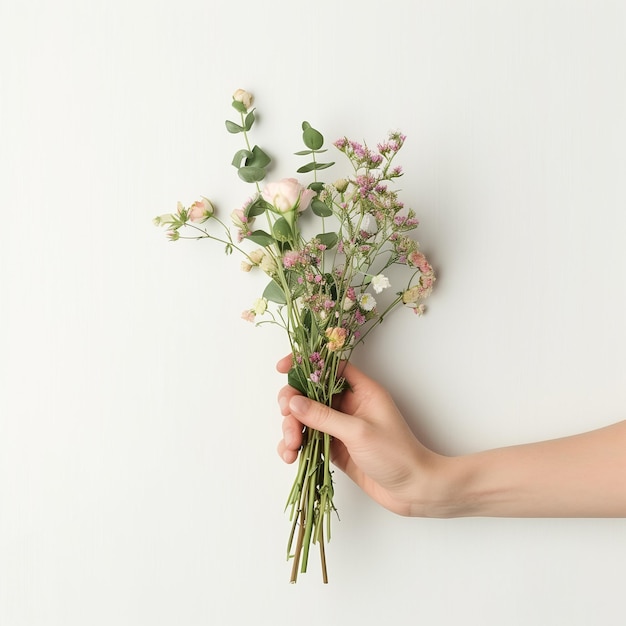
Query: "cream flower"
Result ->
[[248, 248, 265, 265], [232, 88, 254, 110], [259, 253, 277, 276], [402, 286, 421, 305], [253, 298, 268, 316]]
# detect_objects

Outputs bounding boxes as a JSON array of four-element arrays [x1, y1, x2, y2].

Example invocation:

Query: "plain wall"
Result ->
[[2, 1, 626, 624]]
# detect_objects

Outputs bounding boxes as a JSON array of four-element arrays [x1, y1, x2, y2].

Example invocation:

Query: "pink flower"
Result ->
[[325, 327, 348, 352], [188, 197, 214, 222], [408, 250, 432, 274], [282, 250, 301, 268], [261, 178, 314, 213], [241, 310, 255, 322]]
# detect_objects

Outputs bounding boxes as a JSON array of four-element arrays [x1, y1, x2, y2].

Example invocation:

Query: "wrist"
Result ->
[[411, 453, 489, 519]]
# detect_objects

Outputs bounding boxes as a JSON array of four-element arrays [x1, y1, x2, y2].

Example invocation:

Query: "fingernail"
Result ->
[[278, 396, 288, 414], [289, 395, 308, 415]]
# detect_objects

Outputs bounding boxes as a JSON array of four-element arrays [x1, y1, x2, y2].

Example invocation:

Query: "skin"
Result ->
[[276, 355, 626, 518]]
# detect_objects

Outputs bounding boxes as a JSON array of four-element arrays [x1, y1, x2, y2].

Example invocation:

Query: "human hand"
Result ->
[[276, 355, 453, 517]]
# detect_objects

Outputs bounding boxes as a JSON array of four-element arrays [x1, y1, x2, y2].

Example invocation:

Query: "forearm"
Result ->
[[431, 420, 626, 518]]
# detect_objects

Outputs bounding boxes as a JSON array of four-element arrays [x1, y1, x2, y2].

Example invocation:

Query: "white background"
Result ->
[[2, 1, 626, 624]]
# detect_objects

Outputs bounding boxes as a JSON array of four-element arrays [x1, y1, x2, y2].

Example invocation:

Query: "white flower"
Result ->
[[371, 274, 390, 294], [359, 293, 376, 311]]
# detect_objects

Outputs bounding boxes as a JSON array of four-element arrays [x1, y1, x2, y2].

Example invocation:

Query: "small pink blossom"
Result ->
[[241, 310, 255, 322], [282, 250, 301, 268]]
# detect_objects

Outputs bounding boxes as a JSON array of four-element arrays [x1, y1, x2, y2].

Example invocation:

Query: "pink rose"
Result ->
[[188, 197, 214, 222], [261, 178, 315, 213]]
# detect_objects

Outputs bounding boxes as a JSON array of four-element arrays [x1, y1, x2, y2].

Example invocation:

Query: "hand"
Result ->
[[278, 355, 626, 518], [276, 355, 453, 517]]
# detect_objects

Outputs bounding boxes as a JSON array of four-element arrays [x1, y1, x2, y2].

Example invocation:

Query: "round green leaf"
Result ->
[[272, 217, 293, 241], [302, 122, 324, 150], [311, 199, 332, 217], [238, 166, 266, 183], [316, 232, 339, 249]]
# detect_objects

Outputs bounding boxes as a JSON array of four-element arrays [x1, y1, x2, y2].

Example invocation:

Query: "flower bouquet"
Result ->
[[154, 89, 435, 583]]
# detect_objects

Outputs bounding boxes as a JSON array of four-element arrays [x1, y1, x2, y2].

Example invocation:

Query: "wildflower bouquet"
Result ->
[[154, 90, 435, 583]]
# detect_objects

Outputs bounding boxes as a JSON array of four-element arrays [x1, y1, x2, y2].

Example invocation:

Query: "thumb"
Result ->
[[288, 395, 352, 441]]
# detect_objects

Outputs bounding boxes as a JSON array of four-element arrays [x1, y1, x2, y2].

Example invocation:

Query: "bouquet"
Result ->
[[154, 89, 435, 583]]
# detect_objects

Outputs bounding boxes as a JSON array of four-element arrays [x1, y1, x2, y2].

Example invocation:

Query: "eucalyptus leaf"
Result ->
[[297, 161, 335, 173], [311, 199, 332, 217], [244, 110, 255, 131], [238, 166, 266, 183], [245, 196, 269, 218], [296, 162, 318, 174], [247, 145, 271, 168], [246, 230, 275, 247], [225, 120, 243, 134], [294, 149, 313, 156], [272, 217, 292, 241], [231, 149, 253, 168], [231, 100, 247, 113], [263, 280, 287, 304], [308, 182, 325, 192], [302, 123, 324, 151], [316, 232, 339, 249]]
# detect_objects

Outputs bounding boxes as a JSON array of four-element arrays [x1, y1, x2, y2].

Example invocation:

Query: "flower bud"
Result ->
[[153, 214, 175, 227], [188, 197, 215, 223], [333, 178, 349, 193], [232, 89, 254, 110]]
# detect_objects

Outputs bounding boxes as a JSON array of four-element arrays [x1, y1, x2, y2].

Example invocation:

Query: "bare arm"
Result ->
[[276, 356, 626, 518], [452, 421, 626, 517]]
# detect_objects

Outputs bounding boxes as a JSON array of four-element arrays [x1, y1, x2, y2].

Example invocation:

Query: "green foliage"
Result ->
[[296, 160, 335, 174], [287, 366, 308, 395], [231, 100, 248, 114], [316, 232, 338, 249], [238, 166, 266, 183], [263, 279, 287, 304], [225, 120, 243, 134], [272, 217, 292, 242], [245, 195, 270, 218], [311, 198, 332, 217], [246, 230, 275, 246], [244, 110, 255, 131], [302, 121, 324, 150]]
